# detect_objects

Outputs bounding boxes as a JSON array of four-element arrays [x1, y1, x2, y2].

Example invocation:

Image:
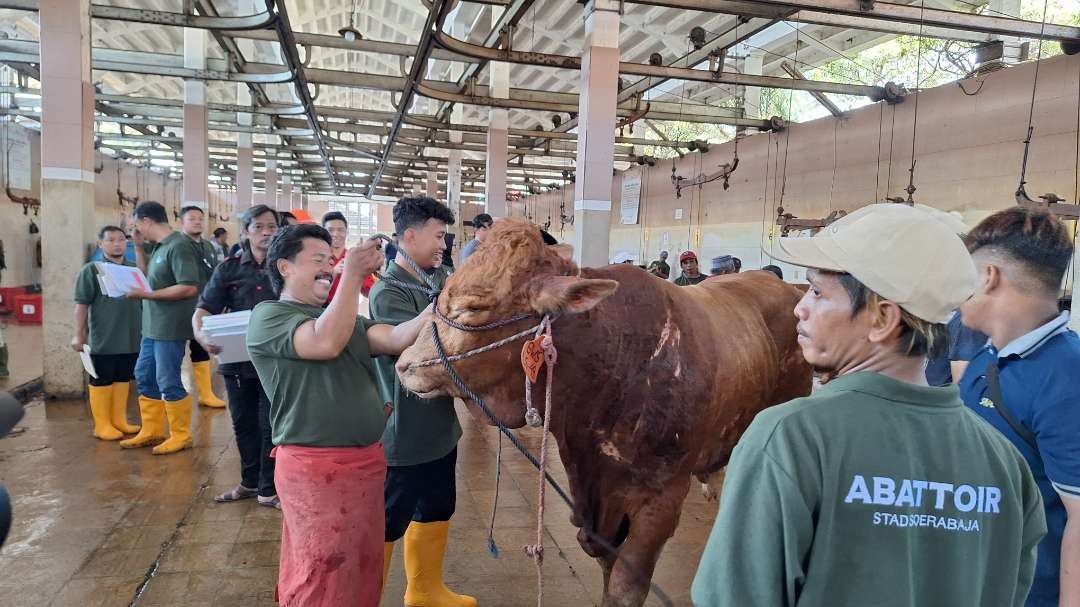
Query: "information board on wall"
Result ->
[[620, 172, 642, 225], [5, 125, 31, 191]]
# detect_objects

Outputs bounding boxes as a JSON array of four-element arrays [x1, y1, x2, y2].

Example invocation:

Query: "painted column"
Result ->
[[264, 153, 278, 210], [234, 0, 255, 213], [572, 0, 620, 267], [743, 51, 764, 134], [236, 82, 253, 213], [485, 60, 509, 218], [376, 203, 394, 234], [40, 0, 97, 398], [447, 9, 467, 237], [426, 167, 439, 198], [183, 28, 208, 211], [281, 176, 293, 211]]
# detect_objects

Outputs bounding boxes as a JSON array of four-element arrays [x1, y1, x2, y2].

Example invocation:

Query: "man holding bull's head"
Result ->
[[368, 196, 477, 607], [693, 204, 1046, 607]]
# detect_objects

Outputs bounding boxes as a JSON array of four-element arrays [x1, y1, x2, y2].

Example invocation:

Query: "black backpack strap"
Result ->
[[985, 361, 1038, 450]]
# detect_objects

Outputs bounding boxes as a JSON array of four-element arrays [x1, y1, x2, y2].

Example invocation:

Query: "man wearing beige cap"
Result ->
[[692, 204, 1046, 607]]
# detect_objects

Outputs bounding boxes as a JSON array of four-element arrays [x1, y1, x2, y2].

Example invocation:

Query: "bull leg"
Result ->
[[598, 551, 617, 593], [601, 476, 691, 607], [700, 467, 726, 502]]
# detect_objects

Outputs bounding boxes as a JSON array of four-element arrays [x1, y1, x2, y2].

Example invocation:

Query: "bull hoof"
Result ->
[[701, 481, 719, 502], [700, 468, 726, 502]]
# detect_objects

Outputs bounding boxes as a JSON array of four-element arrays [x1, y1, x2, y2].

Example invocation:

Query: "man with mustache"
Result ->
[[246, 224, 433, 606], [692, 204, 1046, 607]]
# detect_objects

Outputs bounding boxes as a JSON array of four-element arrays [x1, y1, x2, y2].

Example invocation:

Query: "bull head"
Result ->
[[396, 219, 618, 428]]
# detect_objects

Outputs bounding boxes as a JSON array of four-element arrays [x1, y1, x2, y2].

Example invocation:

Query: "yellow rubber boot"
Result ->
[[192, 361, 226, 408], [382, 542, 395, 602], [153, 396, 193, 455], [120, 396, 167, 448], [403, 521, 477, 607], [88, 385, 122, 441], [109, 382, 141, 434]]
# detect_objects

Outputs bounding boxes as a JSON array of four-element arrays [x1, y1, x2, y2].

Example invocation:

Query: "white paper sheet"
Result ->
[[200, 310, 253, 365], [95, 263, 150, 298], [210, 332, 251, 365], [80, 344, 97, 379]]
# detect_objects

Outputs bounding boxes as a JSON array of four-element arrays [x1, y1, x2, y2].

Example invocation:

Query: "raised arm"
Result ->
[[366, 304, 434, 357], [292, 239, 383, 360]]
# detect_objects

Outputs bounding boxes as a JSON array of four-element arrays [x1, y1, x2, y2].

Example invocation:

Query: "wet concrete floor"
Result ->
[[0, 328, 714, 606], [0, 322, 44, 393]]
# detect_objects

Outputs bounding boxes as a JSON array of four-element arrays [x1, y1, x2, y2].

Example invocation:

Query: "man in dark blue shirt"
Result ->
[[958, 207, 1080, 606]]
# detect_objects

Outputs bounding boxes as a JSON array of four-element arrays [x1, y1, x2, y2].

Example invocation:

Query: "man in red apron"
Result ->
[[246, 225, 433, 606]]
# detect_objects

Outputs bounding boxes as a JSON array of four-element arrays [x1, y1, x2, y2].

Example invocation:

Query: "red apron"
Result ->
[[273, 443, 386, 607]]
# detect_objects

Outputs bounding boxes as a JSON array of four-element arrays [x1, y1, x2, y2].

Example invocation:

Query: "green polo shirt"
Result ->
[[73, 259, 142, 354], [369, 262, 461, 467], [674, 273, 707, 286], [142, 231, 202, 341], [188, 236, 218, 287], [246, 300, 387, 448], [692, 372, 1046, 607]]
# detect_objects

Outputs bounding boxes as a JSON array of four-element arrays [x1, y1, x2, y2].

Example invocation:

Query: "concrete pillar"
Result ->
[[236, 84, 253, 213], [281, 175, 293, 210], [264, 154, 278, 209], [40, 0, 96, 398], [234, 0, 255, 213], [426, 168, 438, 198], [572, 0, 620, 267], [183, 28, 208, 210], [447, 11, 467, 237], [376, 203, 394, 234], [743, 51, 764, 133], [485, 61, 509, 218]]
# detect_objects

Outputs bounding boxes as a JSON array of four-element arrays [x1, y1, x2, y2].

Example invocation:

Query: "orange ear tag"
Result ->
[[521, 336, 546, 383]]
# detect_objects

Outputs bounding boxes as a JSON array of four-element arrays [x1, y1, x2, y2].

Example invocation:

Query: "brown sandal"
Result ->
[[214, 485, 258, 503]]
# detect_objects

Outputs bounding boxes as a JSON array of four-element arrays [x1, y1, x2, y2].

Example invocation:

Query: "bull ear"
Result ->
[[551, 244, 574, 262], [529, 276, 618, 316]]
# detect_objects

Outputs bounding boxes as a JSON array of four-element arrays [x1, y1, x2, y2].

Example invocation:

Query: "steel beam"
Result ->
[[781, 61, 844, 116], [629, 0, 1080, 42], [414, 82, 773, 127], [230, 29, 471, 62], [0, 1, 278, 30], [368, 0, 448, 197], [544, 14, 782, 152], [434, 28, 891, 98]]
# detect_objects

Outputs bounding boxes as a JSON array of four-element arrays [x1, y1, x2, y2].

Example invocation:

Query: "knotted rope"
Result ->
[[523, 318, 557, 606]]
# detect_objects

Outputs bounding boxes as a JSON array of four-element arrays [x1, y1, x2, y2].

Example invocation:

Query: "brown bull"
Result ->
[[397, 220, 811, 607]]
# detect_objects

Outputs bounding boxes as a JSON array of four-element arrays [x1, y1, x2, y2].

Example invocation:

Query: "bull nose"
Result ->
[[394, 358, 410, 377]]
